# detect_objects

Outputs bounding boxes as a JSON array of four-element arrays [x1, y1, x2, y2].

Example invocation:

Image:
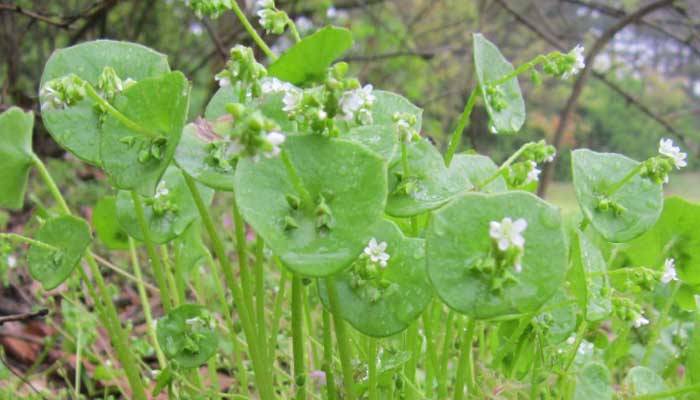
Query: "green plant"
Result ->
[[1, 1, 699, 399]]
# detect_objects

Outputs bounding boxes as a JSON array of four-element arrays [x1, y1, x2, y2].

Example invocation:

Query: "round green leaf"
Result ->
[[473, 33, 525, 135], [268, 26, 353, 85], [386, 139, 471, 217], [623, 197, 700, 285], [569, 230, 612, 322], [27, 215, 92, 290], [426, 191, 567, 319], [92, 196, 130, 250], [370, 90, 422, 131], [449, 153, 507, 193], [343, 124, 398, 162], [156, 304, 218, 368], [624, 366, 671, 398], [317, 219, 432, 337], [572, 149, 663, 242], [100, 71, 190, 196], [116, 166, 213, 244], [234, 135, 387, 276], [574, 363, 613, 400], [40, 40, 171, 165], [0, 107, 34, 209], [175, 121, 235, 191]]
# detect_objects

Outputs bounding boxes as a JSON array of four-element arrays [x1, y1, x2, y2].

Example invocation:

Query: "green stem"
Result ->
[[131, 192, 173, 312], [161, 245, 181, 306], [642, 282, 680, 365], [83, 84, 158, 139], [281, 148, 312, 205], [404, 321, 419, 399], [604, 163, 644, 197], [490, 54, 552, 87], [633, 384, 700, 400], [229, 0, 277, 60], [74, 327, 82, 399], [268, 263, 289, 363], [183, 173, 274, 400], [561, 320, 589, 375], [439, 310, 456, 381], [325, 278, 356, 400], [231, 194, 258, 338], [129, 238, 166, 368], [454, 317, 476, 400], [172, 243, 187, 305], [445, 89, 479, 166], [254, 237, 268, 362], [32, 155, 147, 399], [292, 274, 306, 400], [401, 140, 410, 177], [287, 17, 302, 42], [477, 142, 534, 190], [31, 154, 70, 212], [530, 331, 544, 399], [322, 309, 338, 400], [422, 306, 442, 398], [368, 338, 379, 400], [0, 233, 58, 252]]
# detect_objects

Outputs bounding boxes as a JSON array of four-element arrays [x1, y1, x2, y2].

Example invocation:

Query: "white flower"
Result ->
[[578, 340, 594, 355], [661, 258, 678, 284], [358, 108, 373, 125], [566, 335, 576, 345], [658, 138, 687, 169], [525, 161, 541, 185], [562, 44, 585, 80], [256, 0, 274, 8], [261, 78, 294, 94], [514, 261, 523, 273], [362, 237, 390, 268], [633, 314, 650, 328], [39, 86, 63, 110], [215, 74, 230, 87], [150, 369, 161, 379], [489, 217, 528, 251], [339, 84, 375, 121], [282, 89, 302, 113], [545, 153, 555, 163], [257, 8, 274, 28], [155, 181, 169, 198], [7, 255, 17, 268], [264, 131, 285, 158]]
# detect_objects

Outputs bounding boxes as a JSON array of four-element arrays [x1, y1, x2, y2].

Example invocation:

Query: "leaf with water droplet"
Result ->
[[572, 149, 663, 242], [473, 34, 525, 135], [426, 191, 567, 318], [318, 219, 432, 337], [235, 135, 387, 276], [40, 40, 171, 165], [156, 304, 218, 368], [28, 215, 92, 290]]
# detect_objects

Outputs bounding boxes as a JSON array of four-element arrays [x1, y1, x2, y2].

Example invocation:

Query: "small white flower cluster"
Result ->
[[658, 138, 687, 170], [339, 84, 375, 124], [633, 314, 650, 328], [525, 161, 541, 185], [264, 131, 286, 158], [154, 180, 169, 199], [256, 0, 287, 35], [489, 217, 528, 273], [282, 88, 303, 113], [562, 44, 585, 80], [362, 237, 390, 268], [661, 257, 678, 284], [261, 77, 296, 95]]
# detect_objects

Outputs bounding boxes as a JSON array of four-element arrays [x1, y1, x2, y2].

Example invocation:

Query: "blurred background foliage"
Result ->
[[1, 0, 699, 195]]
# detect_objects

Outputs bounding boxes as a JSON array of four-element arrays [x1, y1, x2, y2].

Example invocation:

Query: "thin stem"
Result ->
[[292, 274, 306, 400], [322, 309, 338, 400], [477, 142, 535, 190], [183, 173, 274, 400], [83, 84, 158, 139], [530, 330, 544, 399], [633, 384, 700, 400], [401, 140, 410, 177], [439, 309, 456, 381], [368, 338, 379, 400], [561, 320, 589, 374], [229, 0, 277, 60], [422, 307, 438, 398], [404, 321, 419, 399], [281, 148, 312, 205], [642, 282, 680, 365], [32, 155, 147, 399], [490, 54, 552, 87], [254, 236, 267, 363], [74, 327, 82, 399], [325, 278, 356, 400], [31, 154, 70, 212], [131, 192, 172, 312], [445, 88, 479, 166], [604, 163, 644, 197], [161, 245, 181, 306], [231, 194, 258, 339], [268, 263, 289, 363], [287, 17, 302, 42], [0, 233, 58, 252], [129, 238, 166, 368], [454, 317, 476, 400]]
